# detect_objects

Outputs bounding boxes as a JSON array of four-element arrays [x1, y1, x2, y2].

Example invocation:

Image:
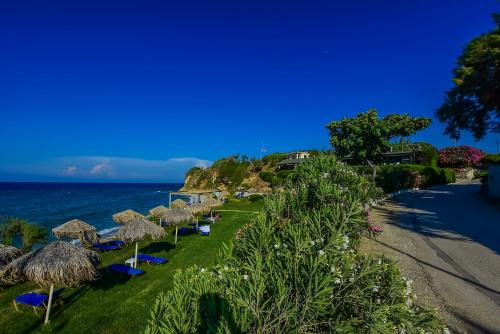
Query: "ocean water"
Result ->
[[0, 182, 183, 238]]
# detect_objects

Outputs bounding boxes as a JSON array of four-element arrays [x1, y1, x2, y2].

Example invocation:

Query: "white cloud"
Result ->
[[0, 156, 213, 182], [63, 166, 78, 175]]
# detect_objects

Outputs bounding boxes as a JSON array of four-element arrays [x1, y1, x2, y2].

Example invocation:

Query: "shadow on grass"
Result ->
[[89, 268, 132, 291], [139, 241, 175, 254]]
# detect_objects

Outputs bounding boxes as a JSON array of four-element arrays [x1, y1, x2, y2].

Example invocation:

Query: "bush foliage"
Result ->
[[481, 153, 500, 166], [438, 145, 484, 168], [377, 165, 455, 193], [145, 155, 444, 333]]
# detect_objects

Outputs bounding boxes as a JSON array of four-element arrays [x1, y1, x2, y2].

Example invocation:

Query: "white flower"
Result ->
[[330, 266, 336, 273], [276, 251, 281, 256], [376, 298, 381, 304], [318, 250, 325, 256], [349, 277, 355, 283], [377, 259, 382, 265], [335, 278, 341, 284], [310, 240, 316, 246], [372, 285, 379, 292], [274, 243, 280, 249], [200, 268, 206, 273], [223, 266, 229, 271], [243, 274, 249, 280]]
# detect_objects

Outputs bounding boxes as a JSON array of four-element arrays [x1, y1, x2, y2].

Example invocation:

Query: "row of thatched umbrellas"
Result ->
[[0, 197, 223, 325]]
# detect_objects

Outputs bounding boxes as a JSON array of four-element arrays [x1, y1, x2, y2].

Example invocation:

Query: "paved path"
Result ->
[[362, 181, 500, 334]]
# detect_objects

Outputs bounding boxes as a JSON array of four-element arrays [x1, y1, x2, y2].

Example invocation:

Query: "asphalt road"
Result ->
[[364, 181, 500, 333]]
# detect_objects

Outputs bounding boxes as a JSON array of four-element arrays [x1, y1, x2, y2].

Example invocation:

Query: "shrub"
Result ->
[[481, 154, 500, 166], [145, 155, 444, 333], [438, 145, 484, 168], [416, 142, 438, 167], [262, 153, 288, 166], [258, 171, 275, 183], [248, 194, 263, 203], [378, 164, 455, 192], [276, 170, 293, 179]]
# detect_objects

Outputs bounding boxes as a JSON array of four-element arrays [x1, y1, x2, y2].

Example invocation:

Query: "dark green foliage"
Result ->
[[378, 165, 455, 193], [416, 142, 439, 167], [481, 153, 500, 166], [0, 217, 47, 251], [326, 109, 431, 164], [145, 155, 443, 333], [276, 170, 293, 179], [436, 14, 500, 140], [262, 153, 288, 166], [258, 171, 275, 183], [248, 194, 263, 203]]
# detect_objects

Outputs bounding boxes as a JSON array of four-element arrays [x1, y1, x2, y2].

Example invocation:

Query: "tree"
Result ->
[[436, 14, 500, 140], [0, 217, 47, 251], [326, 109, 431, 164]]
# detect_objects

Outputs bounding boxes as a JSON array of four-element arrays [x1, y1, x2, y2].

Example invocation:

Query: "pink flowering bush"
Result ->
[[438, 145, 484, 168]]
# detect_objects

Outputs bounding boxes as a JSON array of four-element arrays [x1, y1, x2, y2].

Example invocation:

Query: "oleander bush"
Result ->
[[438, 145, 484, 168], [145, 155, 445, 334]]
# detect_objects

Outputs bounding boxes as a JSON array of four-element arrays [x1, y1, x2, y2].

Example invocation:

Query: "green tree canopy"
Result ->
[[436, 14, 500, 140], [326, 109, 431, 164]]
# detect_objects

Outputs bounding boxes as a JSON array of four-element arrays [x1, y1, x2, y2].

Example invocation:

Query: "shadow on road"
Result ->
[[376, 183, 500, 256]]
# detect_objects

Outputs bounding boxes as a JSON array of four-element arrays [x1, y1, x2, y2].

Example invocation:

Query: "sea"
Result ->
[[0, 182, 184, 240]]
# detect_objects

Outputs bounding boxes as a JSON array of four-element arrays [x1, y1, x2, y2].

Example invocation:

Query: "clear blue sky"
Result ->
[[0, 0, 498, 182]]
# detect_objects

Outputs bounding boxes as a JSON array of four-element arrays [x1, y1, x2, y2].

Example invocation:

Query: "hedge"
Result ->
[[378, 164, 455, 193]]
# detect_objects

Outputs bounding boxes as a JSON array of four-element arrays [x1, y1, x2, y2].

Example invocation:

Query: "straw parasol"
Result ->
[[0, 244, 22, 266], [171, 199, 188, 209], [148, 205, 170, 225], [187, 204, 210, 231], [52, 219, 98, 245], [115, 218, 165, 268], [112, 209, 146, 225], [0, 241, 100, 324], [159, 208, 193, 244]]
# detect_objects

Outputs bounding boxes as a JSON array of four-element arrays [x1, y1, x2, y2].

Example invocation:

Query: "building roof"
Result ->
[[170, 189, 220, 195]]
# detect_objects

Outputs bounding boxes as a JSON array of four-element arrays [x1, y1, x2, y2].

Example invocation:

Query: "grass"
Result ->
[[0, 198, 263, 334]]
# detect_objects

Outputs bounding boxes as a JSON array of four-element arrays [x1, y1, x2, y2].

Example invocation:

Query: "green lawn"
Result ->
[[0, 199, 263, 334]]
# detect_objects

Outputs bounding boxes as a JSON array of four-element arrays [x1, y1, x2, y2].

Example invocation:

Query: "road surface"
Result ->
[[362, 181, 500, 333]]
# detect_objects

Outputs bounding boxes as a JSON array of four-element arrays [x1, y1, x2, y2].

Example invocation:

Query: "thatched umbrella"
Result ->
[[52, 219, 98, 245], [0, 241, 100, 324], [0, 244, 22, 266], [171, 199, 188, 209], [115, 218, 165, 268], [187, 204, 210, 231], [112, 209, 146, 225], [148, 205, 170, 225], [160, 208, 193, 244]]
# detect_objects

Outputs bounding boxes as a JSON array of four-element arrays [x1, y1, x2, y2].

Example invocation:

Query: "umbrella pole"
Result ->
[[44, 284, 54, 325], [134, 242, 138, 268], [196, 217, 199, 231], [175, 226, 178, 244]]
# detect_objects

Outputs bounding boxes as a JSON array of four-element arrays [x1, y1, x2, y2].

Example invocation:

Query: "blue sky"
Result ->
[[0, 0, 499, 182]]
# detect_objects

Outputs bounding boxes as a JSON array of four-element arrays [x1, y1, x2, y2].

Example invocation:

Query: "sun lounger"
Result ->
[[107, 240, 125, 247], [108, 264, 144, 276], [199, 225, 210, 236], [93, 243, 120, 251], [14, 288, 64, 314], [136, 254, 168, 264], [178, 227, 191, 236]]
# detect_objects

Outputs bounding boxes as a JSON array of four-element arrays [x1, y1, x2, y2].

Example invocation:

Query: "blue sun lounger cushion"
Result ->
[[137, 254, 168, 264], [93, 243, 120, 251], [108, 264, 144, 276], [14, 288, 64, 311], [15, 292, 47, 308], [199, 225, 210, 236], [107, 240, 125, 247]]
